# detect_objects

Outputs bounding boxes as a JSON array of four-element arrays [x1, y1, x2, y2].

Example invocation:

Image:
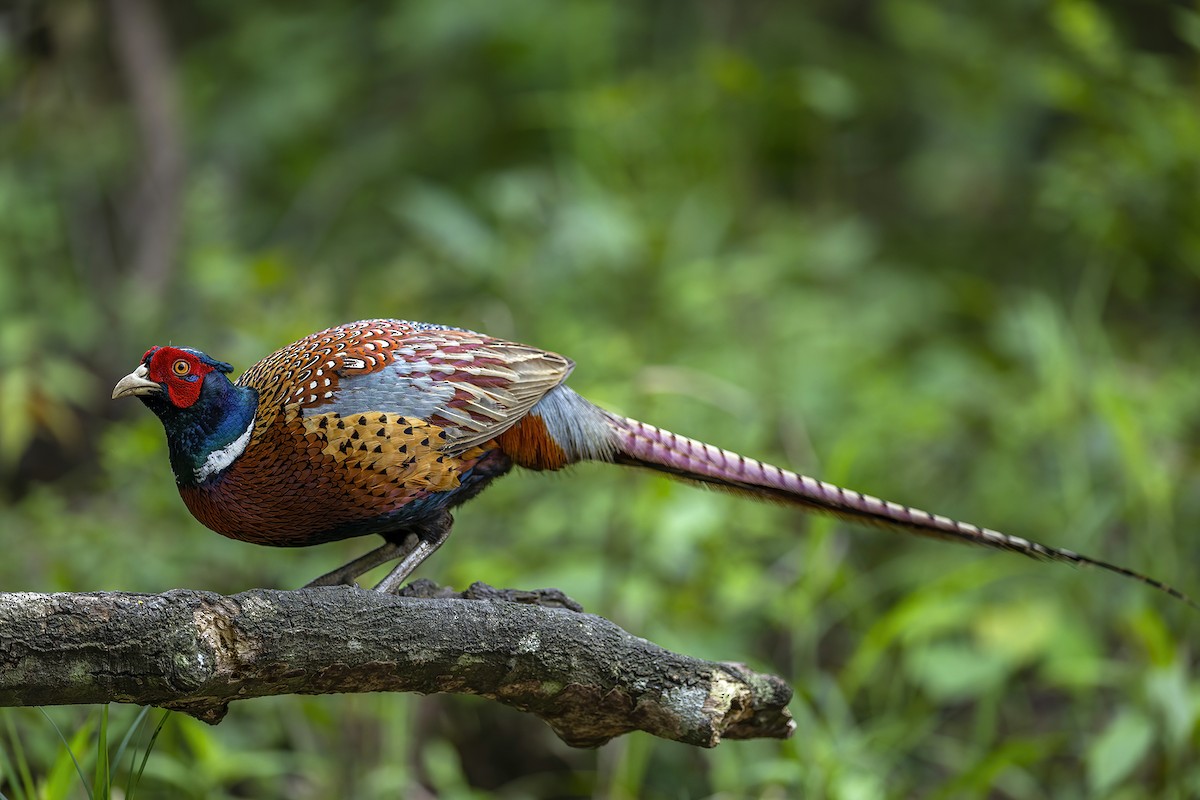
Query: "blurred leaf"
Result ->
[[973, 599, 1059, 665], [1053, 0, 1119, 68], [904, 642, 1011, 701], [1125, 606, 1177, 668], [1087, 709, 1155, 794], [393, 181, 498, 274], [1144, 660, 1199, 751]]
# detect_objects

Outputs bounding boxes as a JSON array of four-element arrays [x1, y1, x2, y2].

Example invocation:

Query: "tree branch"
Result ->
[[0, 582, 794, 748]]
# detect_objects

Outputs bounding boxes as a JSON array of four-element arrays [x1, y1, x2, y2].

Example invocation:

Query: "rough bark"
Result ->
[[0, 581, 794, 748]]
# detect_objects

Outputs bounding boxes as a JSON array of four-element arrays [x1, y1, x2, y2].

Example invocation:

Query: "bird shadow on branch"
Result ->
[[0, 580, 794, 748]]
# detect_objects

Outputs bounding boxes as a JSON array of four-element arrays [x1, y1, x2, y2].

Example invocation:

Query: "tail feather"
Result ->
[[605, 414, 1197, 610]]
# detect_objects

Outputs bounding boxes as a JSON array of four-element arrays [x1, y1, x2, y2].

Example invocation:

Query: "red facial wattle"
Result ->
[[145, 347, 215, 408]]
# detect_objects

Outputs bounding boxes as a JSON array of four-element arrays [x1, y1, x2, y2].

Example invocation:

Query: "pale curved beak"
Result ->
[[112, 363, 162, 399]]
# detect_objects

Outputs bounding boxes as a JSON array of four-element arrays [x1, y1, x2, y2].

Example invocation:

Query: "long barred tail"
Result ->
[[605, 414, 1197, 610]]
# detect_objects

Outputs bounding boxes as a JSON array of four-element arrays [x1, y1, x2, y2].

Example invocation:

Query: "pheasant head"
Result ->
[[113, 346, 258, 487]]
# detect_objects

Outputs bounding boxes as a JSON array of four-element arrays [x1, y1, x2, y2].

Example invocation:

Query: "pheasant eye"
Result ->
[[172, 359, 191, 376]]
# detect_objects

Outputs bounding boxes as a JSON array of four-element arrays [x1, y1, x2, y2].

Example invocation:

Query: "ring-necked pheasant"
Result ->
[[112, 319, 1193, 605]]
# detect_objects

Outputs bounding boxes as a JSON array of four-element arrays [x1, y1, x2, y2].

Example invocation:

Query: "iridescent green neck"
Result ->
[[142, 372, 259, 486]]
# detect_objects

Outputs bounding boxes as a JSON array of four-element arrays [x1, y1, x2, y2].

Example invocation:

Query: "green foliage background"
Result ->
[[3, 1, 1200, 797]]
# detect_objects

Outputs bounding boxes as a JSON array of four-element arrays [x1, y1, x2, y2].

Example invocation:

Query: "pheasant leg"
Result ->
[[304, 539, 414, 588], [373, 512, 454, 594]]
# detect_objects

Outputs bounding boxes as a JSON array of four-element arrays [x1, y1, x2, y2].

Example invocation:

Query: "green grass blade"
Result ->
[[126, 711, 171, 800], [111, 705, 151, 783], [37, 708, 92, 800], [91, 705, 109, 800], [3, 712, 37, 800], [0, 719, 20, 800], [41, 719, 99, 800]]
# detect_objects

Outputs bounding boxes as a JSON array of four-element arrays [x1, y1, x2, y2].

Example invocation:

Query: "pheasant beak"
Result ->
[[112, 363, 162, 399]]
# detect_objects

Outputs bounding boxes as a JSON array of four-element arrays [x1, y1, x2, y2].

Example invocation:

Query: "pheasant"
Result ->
[[112, 319, 1192, 605]]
